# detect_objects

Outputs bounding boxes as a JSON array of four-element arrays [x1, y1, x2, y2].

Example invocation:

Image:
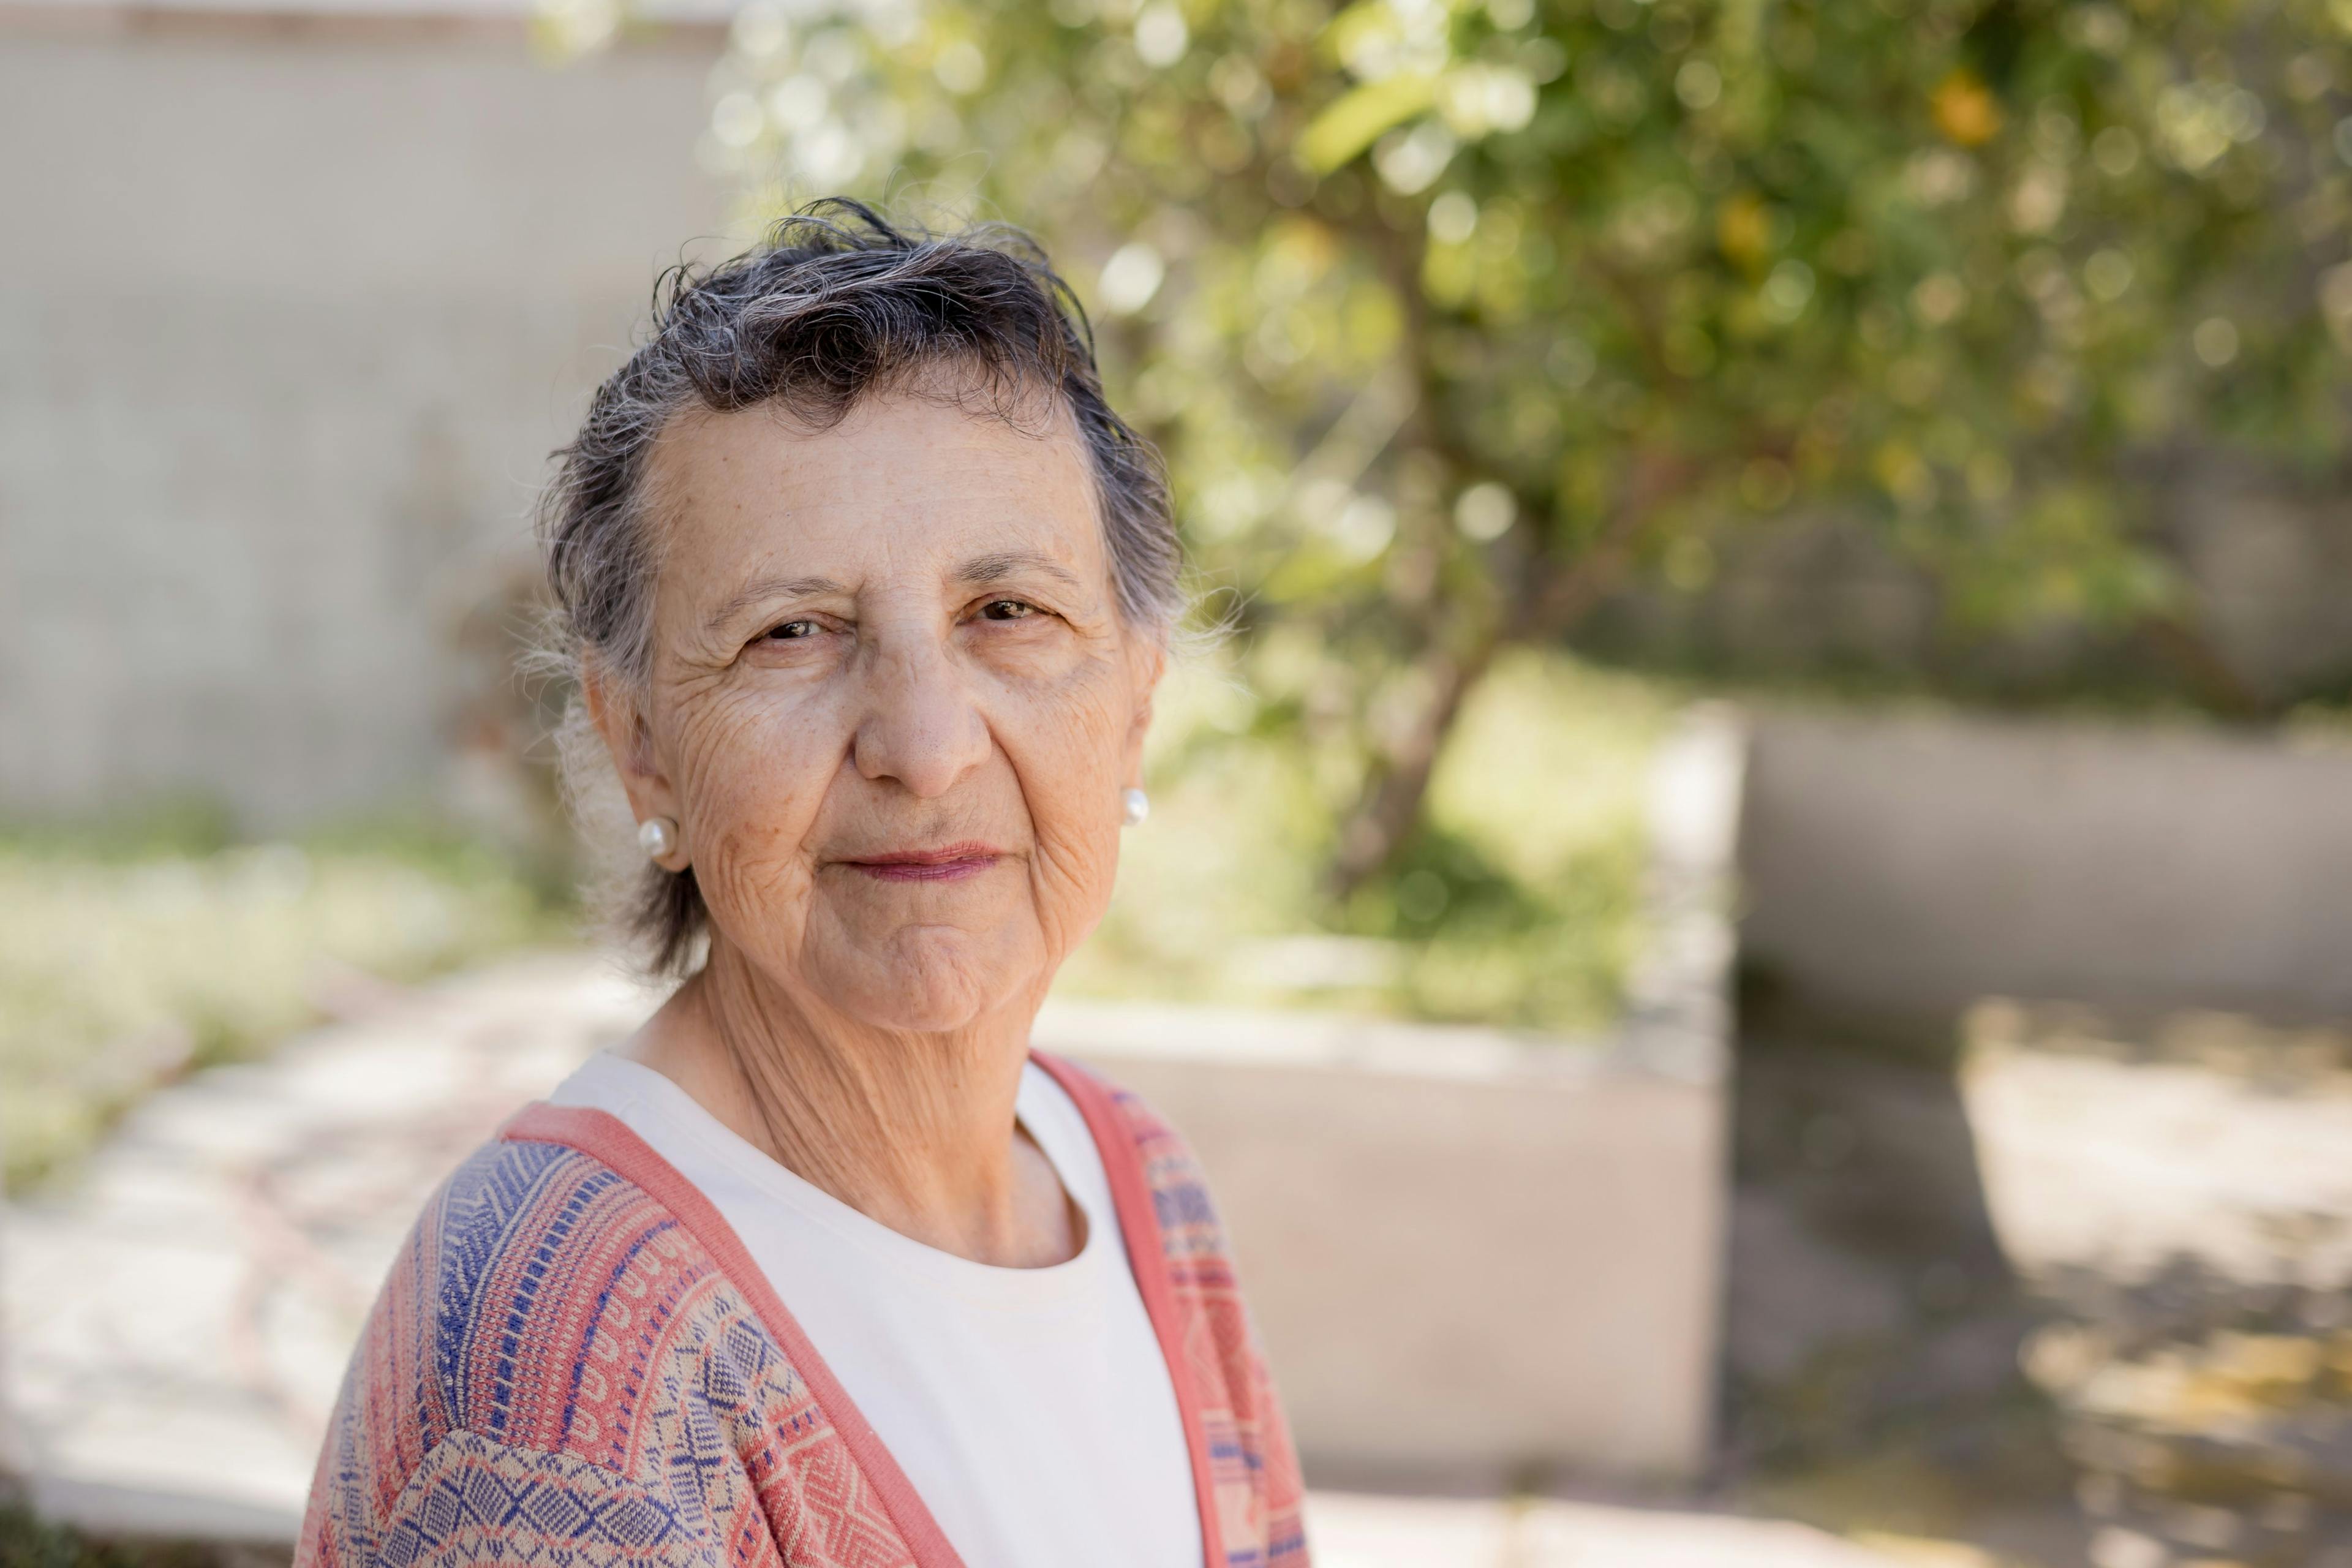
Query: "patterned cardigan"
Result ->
[[298, 1050, 1310, 1568]]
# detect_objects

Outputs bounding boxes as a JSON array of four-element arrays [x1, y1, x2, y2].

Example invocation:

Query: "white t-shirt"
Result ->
[[544, 1051, 1204, 1568]]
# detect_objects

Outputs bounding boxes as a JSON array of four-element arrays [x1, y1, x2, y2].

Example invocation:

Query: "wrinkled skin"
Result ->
[[584, 375, 1164, 1266]]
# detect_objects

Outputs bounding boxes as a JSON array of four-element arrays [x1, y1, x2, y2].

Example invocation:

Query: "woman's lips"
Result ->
[[840, 842, 1003, 882]]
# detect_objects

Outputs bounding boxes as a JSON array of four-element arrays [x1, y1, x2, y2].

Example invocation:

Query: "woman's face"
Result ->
[[598, 380, 1163, 1033]]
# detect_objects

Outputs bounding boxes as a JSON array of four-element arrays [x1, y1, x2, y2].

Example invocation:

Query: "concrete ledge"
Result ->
[[1035, 707, 1746, 1485]]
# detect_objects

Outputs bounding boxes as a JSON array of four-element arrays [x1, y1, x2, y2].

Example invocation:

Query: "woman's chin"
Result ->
[[812, 928, 1040, 1035]]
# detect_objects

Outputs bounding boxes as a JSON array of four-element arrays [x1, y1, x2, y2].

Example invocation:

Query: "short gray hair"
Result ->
[[535, 198, 1183, 976]]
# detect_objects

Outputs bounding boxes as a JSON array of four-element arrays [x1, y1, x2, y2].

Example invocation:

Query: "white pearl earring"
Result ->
[[637, 816, 679, 861], [1120, 787, 1150, 827]]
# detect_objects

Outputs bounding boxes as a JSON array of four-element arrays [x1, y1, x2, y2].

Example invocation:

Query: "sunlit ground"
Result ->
[[1730, 993, 2352, 1567]]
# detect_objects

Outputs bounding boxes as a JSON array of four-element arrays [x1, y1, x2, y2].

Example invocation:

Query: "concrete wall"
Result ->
[[0, 14, 729, 827], [1034, 711, 1746, 1486], [1043, 1012, 1724, 1485], [1742, 708, 2352, 1020]]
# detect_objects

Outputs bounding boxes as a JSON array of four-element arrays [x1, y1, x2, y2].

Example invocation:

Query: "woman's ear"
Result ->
[[582, 655, 681, 834]]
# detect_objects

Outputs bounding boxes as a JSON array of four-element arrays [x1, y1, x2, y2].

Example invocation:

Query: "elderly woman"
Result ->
[[298, 202, 1305, 1568]]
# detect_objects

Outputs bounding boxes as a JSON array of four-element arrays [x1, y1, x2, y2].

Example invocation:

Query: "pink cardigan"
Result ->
[[298, 1049, 1309, 1567]]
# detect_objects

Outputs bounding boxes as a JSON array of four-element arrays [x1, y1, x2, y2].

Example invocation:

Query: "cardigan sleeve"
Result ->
[[293, 1136, 779, 1568], [326, 1430, 741, 1568]]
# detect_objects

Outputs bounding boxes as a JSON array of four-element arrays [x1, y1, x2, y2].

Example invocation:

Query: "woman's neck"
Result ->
[[620, 942, 1080, 1268]]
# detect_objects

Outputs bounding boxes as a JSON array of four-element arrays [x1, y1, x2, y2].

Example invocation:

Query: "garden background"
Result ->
[[6, 0, 2352, 1563]]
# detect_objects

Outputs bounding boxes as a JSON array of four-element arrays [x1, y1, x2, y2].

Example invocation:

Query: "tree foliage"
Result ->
[[683, 0, 2352, 886]]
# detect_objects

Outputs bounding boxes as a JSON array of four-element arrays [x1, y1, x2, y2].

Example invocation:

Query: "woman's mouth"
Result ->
[[840, 842, 1004, 882]]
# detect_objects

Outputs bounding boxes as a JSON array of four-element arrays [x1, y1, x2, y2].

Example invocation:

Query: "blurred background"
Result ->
[[4, 0, 2351, 1562]]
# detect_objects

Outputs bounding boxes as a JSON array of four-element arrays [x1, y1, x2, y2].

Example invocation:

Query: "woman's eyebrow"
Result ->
[[702, 574, 848, 635], [954, 550, 1086, 594]]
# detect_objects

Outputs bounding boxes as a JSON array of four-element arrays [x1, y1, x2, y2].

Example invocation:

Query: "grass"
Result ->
[[0, 1499, 275, 1568], [0, 811, 575, 1192], [1054, 646, 1675, 1036]]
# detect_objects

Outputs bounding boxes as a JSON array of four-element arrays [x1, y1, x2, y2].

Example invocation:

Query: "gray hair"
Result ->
[[535, 198, 1185, 976]]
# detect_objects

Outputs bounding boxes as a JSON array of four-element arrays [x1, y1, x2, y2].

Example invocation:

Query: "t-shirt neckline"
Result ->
[[563, 1052, 1108, 1303]]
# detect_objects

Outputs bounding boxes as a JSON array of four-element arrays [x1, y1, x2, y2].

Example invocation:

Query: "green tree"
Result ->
[[679, 0, 2352, 893]]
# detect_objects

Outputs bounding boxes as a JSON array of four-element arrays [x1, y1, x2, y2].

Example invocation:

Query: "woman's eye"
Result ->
[[981, 599, 1037, 621], [764, 619, 819, 641]]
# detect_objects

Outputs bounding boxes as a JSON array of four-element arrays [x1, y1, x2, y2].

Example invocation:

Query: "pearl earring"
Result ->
[[1120, 787, 1150, 827], [637, 816, 679, 861]]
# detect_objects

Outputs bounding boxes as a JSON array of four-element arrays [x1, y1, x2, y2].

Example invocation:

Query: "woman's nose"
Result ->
[[850, 635, 992, 799]]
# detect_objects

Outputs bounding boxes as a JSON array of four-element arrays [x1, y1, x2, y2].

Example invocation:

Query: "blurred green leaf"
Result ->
[[1301, 73, 1438, 172]]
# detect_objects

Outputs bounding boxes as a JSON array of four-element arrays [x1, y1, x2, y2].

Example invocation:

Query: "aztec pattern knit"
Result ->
[[297, 1050, 1309, 1568]]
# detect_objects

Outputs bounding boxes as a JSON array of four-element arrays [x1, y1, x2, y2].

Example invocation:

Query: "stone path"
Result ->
[[1961, 1004, 2352, 1292], [2, 953, 660, 1537], [1, 952, 1918, 1566]]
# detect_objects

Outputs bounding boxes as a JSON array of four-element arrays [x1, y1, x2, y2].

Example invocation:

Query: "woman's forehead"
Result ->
[[647, 390, 1106, 588]]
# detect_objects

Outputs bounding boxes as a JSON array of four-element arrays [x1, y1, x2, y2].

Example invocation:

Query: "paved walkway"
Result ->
[[0, 953, 1925, 1564], [2, 954, 660, 1537]]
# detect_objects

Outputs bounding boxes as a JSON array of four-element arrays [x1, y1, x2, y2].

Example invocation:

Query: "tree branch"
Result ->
[[1323, 447, 1700, 898]]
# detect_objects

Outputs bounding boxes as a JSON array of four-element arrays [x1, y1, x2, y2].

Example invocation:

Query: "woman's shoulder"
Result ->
[[1031, 1047, 1207, 1164], [361, 1117, 770, 1451], [303, 1112, 904, 1566], [1028, 1051, 1312, 1562], [1028, 1050, 1232, 1264], [306, 1121, 768, 1504]]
